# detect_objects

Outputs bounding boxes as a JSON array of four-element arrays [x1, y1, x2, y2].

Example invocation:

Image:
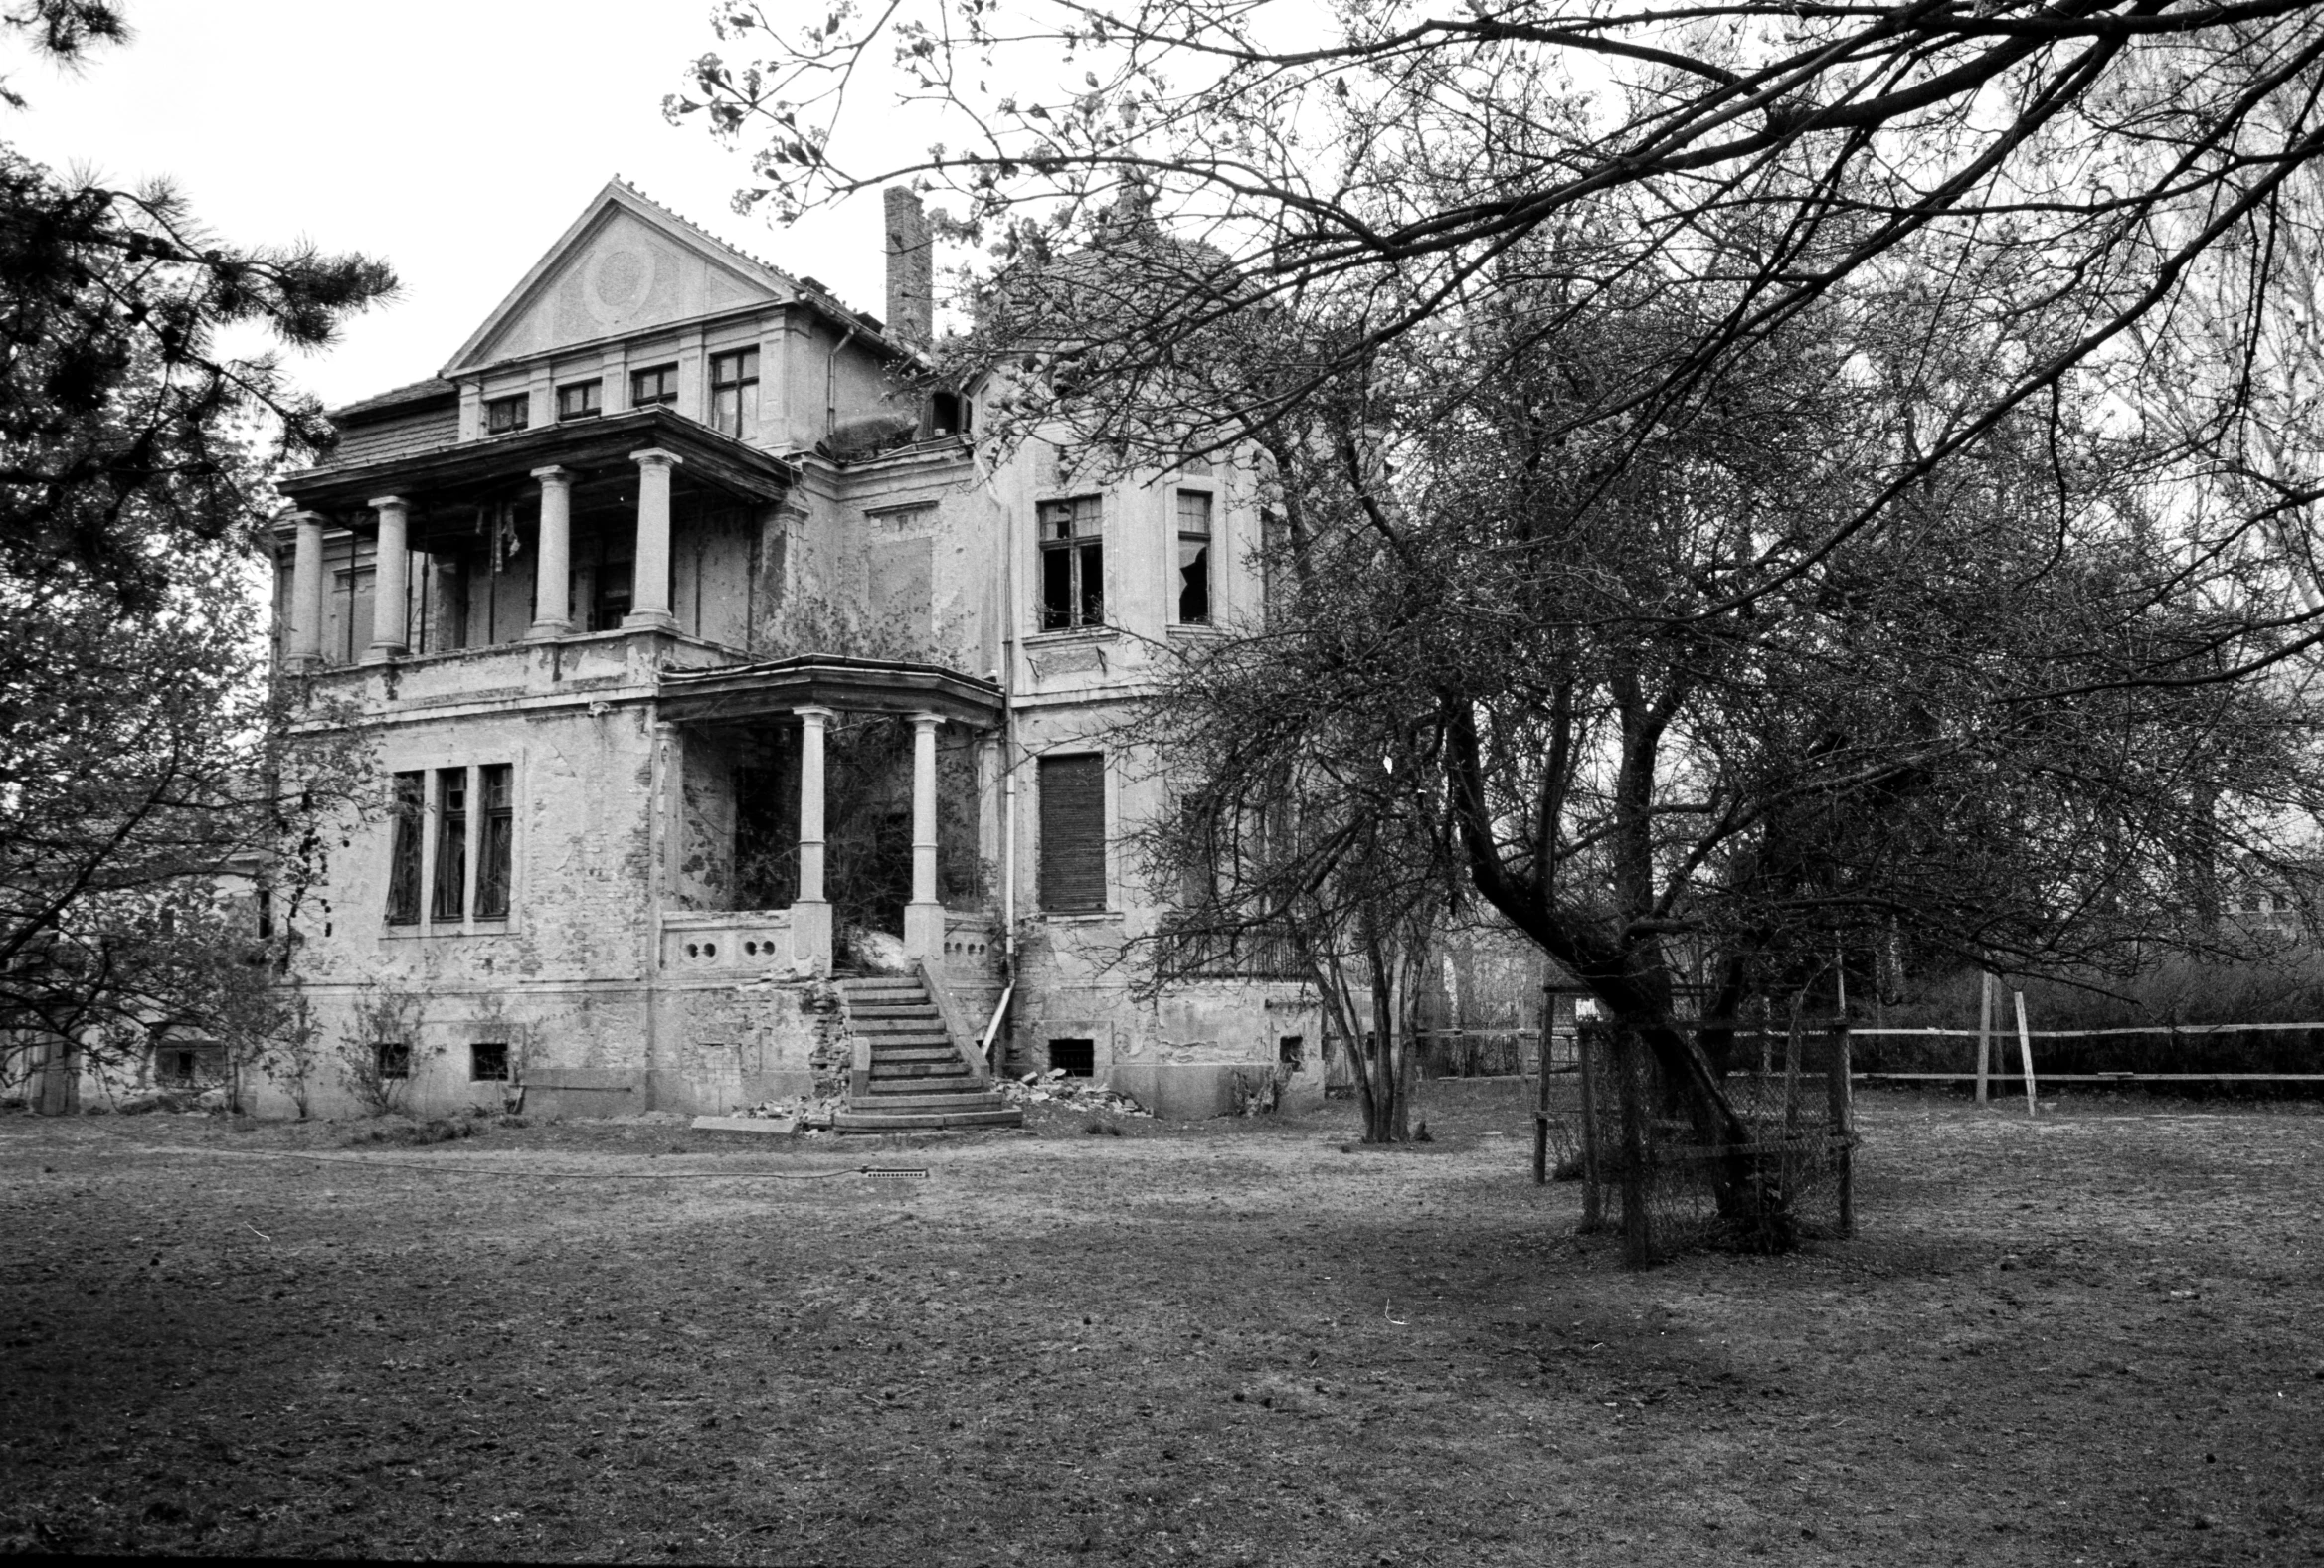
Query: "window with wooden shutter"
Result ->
[[1038, 754, 1107, 912]]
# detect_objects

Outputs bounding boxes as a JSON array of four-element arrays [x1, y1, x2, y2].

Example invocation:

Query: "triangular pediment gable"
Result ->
[[444, 180, 796, 374]]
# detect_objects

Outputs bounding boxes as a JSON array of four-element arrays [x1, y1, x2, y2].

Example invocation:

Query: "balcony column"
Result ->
[[625, 447, 681, 631], [527, 465, 575, 639], [790, 705, 835, 974], [364, 494, 410, 661], [286, 510, 326, 669], [903, 712, 945, 959]]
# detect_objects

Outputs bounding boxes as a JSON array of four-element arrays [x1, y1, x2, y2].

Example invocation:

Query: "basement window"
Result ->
[[470, 1042, 509, 1082], [375, 1041, 411, 1080], [1048, 1038, 1095, 1078]]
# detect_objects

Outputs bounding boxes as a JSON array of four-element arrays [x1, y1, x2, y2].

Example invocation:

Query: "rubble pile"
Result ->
[[731, 1096, 841, 1133], [998, 1070, 1153, 1117]]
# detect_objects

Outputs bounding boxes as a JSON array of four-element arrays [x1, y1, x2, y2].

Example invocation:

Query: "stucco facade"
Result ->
[[257, 179, 1320, 1123]]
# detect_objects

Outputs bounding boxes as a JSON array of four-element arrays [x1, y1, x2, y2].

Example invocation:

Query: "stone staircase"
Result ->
[[831, 973, 1021, 1132]]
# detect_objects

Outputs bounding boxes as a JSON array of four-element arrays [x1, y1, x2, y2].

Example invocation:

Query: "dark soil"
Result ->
[[2, 1083, 2320, 1563]]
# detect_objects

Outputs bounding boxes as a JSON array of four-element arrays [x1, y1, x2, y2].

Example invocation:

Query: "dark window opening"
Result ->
[[1038, 496, 1104, 630], [375, 1041, 411, 1080], [928, 389, 970, 438], [1278, 1035, 1305, 1071], [1038, 753, 1107, 912], [557, 380, 602, 421], [470, 1042, 509, 1082], [476, 763, 513, 919], [485, 394, 529, 435], [630, 363, 679, 408], [710, 348, 759, 438], [589, 560, 633, 631], [1048, 1038, 1095, 1077], [385, 771, 424, 925], [431, 768, 467, 923], [1176, 489, 1212, 624]]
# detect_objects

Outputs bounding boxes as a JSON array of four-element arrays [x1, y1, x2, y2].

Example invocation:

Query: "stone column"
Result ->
[[365, 494, 410, 661], [903, 712, 945, 958], [528, 465, 574, 639], [625, 447, 681, 631], [790, 705, 834, 973], [287, 510, 326, 668]]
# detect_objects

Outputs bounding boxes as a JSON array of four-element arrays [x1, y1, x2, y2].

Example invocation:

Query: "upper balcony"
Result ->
[[275, 406, 800, 691]]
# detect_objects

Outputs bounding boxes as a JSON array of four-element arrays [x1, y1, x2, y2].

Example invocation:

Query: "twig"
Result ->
[[243, 1221, 270, 1242]]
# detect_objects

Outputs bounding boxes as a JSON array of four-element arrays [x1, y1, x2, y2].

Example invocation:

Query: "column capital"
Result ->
[[530, 464, 576, 485], [793, 704, 837, 724], [366, 493, 409, 513], [284, 507, 326, 525], [628, 447, 684, 470], [907, 710, 945, 731]]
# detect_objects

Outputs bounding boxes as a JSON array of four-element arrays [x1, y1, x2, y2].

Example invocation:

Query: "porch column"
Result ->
[[625, 447, 681, 631], [903, 712, 944, 958], [287, 510, 326, 668], [791, 705, 834, 973], [527, 465, 574, 639], [364, 494, 410, 660]]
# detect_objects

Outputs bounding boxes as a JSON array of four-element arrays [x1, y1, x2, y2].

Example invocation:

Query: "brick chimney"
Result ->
[[884, 186, 933, 347]]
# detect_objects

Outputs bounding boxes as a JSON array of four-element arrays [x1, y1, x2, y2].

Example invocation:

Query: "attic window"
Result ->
[[485, 394, 528, 435], [557, 380, 602, 421], [630, 364, 679, 408]]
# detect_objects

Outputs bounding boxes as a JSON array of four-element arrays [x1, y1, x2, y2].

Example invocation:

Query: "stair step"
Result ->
[[842, 980, 926, 994], [833, 1106, 1023, 1132], [871, 1064, 971, 1080], [869, 1038, 955, 1054], [854, 1014, 945, 1030], [858, 1090, 1007, 1111]]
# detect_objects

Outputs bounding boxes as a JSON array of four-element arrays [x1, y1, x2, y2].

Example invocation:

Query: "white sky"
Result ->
[[2, 1, 911, 408]]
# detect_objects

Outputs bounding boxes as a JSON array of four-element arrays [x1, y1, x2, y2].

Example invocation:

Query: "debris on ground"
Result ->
[[728, 1096, 842, 1130], [998, 1070, 1152, 1117]]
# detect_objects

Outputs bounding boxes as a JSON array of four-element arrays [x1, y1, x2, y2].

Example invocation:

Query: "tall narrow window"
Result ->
[[710, 348, 759, 439], [476, 764, 513, 919], [1175, 490, 1212, 624], [1038, 497, 1104, 631], [385, 771, 423, 925], [431, 768, 467, 923], [1038, 753, 1107, 912], [630, 363, 679, 408]]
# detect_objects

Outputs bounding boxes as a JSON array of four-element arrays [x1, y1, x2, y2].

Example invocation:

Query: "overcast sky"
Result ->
[[3, 1, 907, 408]]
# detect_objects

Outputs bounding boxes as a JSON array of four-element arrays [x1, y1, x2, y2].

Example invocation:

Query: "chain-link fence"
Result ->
[[1538, 1019, 1857, 1267]]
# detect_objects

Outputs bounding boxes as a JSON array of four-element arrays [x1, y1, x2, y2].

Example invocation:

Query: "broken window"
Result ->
[[484, 394, 528, 435], [385, 771, 424, 925], [1279, 1035, 1305, 1071], [476, 764, 513, 919], [1048, 1038, 1096, 1077], [556, 379, 601, 421], [470, 1042, 509, 1082], [1175, 489, 1212, 625], [375, 1041, 411, 1080], [431, 767, 467, 923], [1038, 496, 1104, 631], [630, 363, 679, 408], [1038, 753, 1107, 912], [710, 348, 758, 439]]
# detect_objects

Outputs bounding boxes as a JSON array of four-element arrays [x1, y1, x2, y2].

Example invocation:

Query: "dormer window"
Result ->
[[484, 394, 528, 436], [557, 380, 602, 421], [630, 363, 679, 408]]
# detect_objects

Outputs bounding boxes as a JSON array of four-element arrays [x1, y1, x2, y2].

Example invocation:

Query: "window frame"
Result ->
[[470, 1042, 510, 1083], [1174, 488, 1214, 626], [430, 767, 468, 924], [629, 363, 680, 409], [375, 1041, 411, 1080], [475, 764, 514, 920], [384, 771, 424, 926], [483, 394, 529, 436], [556, 379, 603, 421], [709, 348, 759, 439], [1037, 496, 1105, 632]]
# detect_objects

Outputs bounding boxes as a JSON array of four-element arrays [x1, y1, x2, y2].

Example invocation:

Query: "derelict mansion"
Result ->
[[264, 179, 1318, 1125]]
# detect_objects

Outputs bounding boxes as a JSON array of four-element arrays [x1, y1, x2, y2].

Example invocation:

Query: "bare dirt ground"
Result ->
[[2, 1083, 2321, 1565]]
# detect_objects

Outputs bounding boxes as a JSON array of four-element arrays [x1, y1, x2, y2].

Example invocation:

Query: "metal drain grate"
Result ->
[[860, 1167, 930, 1181]]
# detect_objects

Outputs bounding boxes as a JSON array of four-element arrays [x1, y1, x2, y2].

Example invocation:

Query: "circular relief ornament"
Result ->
[[585, 246, 656, 324]]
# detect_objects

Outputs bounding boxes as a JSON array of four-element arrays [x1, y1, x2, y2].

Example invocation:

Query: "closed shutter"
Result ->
[[1038, 754, 1108, 912]]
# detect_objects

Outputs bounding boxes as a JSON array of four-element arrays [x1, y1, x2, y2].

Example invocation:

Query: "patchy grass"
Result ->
[[1, 1084, 2321, 1563]]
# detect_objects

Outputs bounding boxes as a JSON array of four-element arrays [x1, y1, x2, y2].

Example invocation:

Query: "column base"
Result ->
[[525, 618, 573, 641], [903, 902, 945, 960], [623, 609, 679, 632], [362, 641, 407, 663], [790, 899, 833, 976]]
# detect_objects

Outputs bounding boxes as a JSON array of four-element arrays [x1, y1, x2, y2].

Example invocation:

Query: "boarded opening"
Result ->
[[1048, 1038, 1096, 1077], [1038, 754, 1106, 912]]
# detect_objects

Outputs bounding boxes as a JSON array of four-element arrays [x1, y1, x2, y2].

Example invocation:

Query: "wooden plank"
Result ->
[[2015, 990, 2038, 1115], [1827, 1022, 1855, 1237], [1976, 970, 1994, 1105]]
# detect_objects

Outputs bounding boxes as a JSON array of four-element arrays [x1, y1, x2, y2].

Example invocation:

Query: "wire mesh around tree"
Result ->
[[1552, 1019, 1857, 1267]]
